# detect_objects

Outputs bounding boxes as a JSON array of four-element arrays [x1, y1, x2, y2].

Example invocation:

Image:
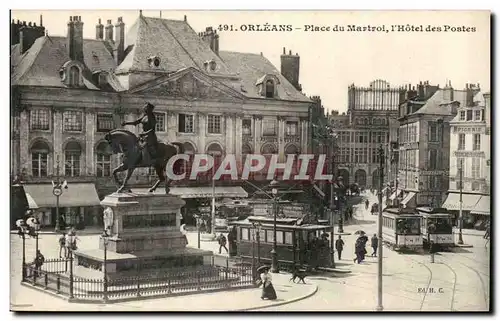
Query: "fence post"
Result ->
[[211, 256, 214, 266], [197, 271, 201, 291], [69, 254, 74, 299], [44, 273, 48, 289], [56, 275, 61, 294], [167, 279, 172, 294]]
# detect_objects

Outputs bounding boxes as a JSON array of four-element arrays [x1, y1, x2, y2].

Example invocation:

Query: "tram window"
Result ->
[[284, 232, 293, 245], [241, 228, 249, 241]]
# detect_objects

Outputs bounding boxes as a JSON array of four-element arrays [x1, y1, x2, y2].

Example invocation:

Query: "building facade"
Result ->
[[330, 79, 401, 189], [442, 85, 490, 226], [10, 14, 313, 227], [397, 82, 480, 209]]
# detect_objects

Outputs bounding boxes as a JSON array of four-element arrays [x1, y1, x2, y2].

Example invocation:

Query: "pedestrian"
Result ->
[[371, 234, 379, 257], [259, 267, 277, 300], [335, 235, 344, 260], [353, 237, 364, 264], [33, 249, 45, 277], [365, 199, 369, 210], [217, 233, 228, 254], [58, 232, 67, 258]]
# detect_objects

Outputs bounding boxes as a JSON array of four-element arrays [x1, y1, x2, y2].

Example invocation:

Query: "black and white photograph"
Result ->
[[8, 9, 491, 312]]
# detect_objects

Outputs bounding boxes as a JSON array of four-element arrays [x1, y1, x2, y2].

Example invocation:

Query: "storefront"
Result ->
[[442, 193, 482, 228], [22, 183, 101, 230]]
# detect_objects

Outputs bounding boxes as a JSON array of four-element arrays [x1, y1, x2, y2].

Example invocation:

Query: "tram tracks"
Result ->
[[440, 262, 458, 311]]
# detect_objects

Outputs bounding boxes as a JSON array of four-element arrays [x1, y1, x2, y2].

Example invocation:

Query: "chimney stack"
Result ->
[[95, 18, 104, 40], [105, 19, 113, 42], [12, 19, 45, 53], [114, 17, 125, 65], [67, 16, 84, 62], [280, 48, 301, 92], [200, 26, 219, 55]]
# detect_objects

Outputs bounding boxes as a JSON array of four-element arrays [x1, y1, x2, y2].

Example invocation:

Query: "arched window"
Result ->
[[64, 141, 82, 177], [285, 144, 300, 175], [261, 143, 277, 155], [31, 141, 50, 177], [354, 169, 367, 187], [96, 142, 112, 177], [69, 66, 80, 87], [265, 80, 275, 98], [207, 143, 224, 173]]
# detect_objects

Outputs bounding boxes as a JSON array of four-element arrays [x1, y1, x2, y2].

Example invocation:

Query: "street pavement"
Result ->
[[256, 191, 491, 311], [10, 191, 490, 311], [10, 229, 316, 311]]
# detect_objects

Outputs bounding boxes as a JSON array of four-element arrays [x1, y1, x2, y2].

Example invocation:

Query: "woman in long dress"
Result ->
[[260, 268, 277, 300]]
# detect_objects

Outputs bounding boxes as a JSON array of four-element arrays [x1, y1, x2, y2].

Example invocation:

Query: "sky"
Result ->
[[10, 10, 490, 113]]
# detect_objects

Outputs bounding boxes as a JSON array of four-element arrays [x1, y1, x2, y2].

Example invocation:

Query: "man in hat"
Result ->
[[121, 102, 159, 162]]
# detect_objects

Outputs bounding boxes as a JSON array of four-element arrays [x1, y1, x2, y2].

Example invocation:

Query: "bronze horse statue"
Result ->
[[104, 129, 184, 194]]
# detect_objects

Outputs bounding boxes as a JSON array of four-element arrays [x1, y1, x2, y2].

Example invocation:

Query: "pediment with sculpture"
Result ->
[[130, 67, 245, 101]]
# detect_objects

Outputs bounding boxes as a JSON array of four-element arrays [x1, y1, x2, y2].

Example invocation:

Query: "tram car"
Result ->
[[382, 207, 423, 251], [417, 207, 454, 249], [232, 216, 332, 270]]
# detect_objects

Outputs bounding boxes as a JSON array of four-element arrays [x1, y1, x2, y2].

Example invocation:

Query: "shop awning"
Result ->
[[401, 192, 416, 206], [25, 193, 39, 209], [442, 193, 481, 211], [23, 183, 101, 208], [471, 196, 490, 215], [133, 186, 248, 199]]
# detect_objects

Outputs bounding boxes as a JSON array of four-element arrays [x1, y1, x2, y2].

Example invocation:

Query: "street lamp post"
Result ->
[[337, 176, 344, 233], [271, 186, 279, 273], [54, 155, 62, 232], [196, 215, 201, 249], [457, 166, 464, 245], [21, 231, 26, 281], [376, 145, 385, 312], [101, 231, 109, 302]]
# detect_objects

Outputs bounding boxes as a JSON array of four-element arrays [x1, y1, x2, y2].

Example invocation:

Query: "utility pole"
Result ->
[[329, 140, 336, 269], [457, 166, 464, 245], [54, 155, 61, 232], [377, 145, 384, 311]]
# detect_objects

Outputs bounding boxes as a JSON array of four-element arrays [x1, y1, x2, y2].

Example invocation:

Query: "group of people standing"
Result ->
[[353, 232, 378, 263]]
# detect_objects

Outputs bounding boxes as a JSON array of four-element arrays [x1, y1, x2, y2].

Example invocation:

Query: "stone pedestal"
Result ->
[[74, 192, 213, 278]]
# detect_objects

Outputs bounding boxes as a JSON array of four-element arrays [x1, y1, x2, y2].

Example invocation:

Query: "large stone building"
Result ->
[[442, 85, 490, 226], [329, 79, 401, 189], [397, 82, 481, 209], [10, 13, 313, 227]]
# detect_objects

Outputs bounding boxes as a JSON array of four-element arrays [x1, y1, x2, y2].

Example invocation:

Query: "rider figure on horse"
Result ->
[[121, 102, 158, 162]]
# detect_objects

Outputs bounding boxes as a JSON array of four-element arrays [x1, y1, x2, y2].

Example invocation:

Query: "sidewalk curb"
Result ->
[[234, 283, 318, 312]]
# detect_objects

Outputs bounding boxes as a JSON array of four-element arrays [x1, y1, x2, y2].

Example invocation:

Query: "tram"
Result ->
[[232, 216, 332, 270], [417, 207, 454, 249], [382, 207, 423, 251]]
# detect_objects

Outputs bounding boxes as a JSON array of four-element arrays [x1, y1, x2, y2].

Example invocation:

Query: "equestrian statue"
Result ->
[[105, 102, 184, 194]]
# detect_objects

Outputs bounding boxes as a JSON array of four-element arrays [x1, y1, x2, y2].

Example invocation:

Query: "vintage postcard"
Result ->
[[10, 10, 490, 312]]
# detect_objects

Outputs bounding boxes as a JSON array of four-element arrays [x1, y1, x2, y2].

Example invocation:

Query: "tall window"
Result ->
[[354, 148, 362, 163], [286, 121, 298, 136], [457, 158, 465, 178], [265, 80, 275, 98], [361, 148, 368, 163], [428, 122, 440, 142], [155, 113, 166, 132], [63, 111, 83, 132], [473, 134, 481, 151], [64, 141, 81, 177], [68, 66, 80, 86], [30, 109, 50, 130], [207, 115, 221, 134], [242, 119, 252, 135], [428, 149, 437, 170], [178, 114, 194, 133], [459, 111, 466, 121], [97, 114, 114, 132], [471, 157, 480, 178], [458, 134, 466, 150], [341, 148, 350, 163], [262, 118, 277, 136], [31, 141, 49, 177], [474, 110, 482, 121], [429, 176, 440, 190], [96, 142, 112, 177], [372, 148, 379, 163]]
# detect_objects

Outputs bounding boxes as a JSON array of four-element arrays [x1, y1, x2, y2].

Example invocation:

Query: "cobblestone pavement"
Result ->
[[256, 192, 490, 311], [10, 230, 316, 311]]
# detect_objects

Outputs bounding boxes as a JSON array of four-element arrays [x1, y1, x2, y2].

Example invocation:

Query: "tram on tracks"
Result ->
[[382, 207, 423, 251], [417, 207, 454, 249]]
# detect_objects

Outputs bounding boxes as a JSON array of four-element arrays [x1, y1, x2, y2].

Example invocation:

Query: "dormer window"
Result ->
[[256, 74, 280, 98], [147, 55, 161, 68], [203, 59, 217, 72], [265, 80, 275, 98], [59, 61, 84, 88]]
